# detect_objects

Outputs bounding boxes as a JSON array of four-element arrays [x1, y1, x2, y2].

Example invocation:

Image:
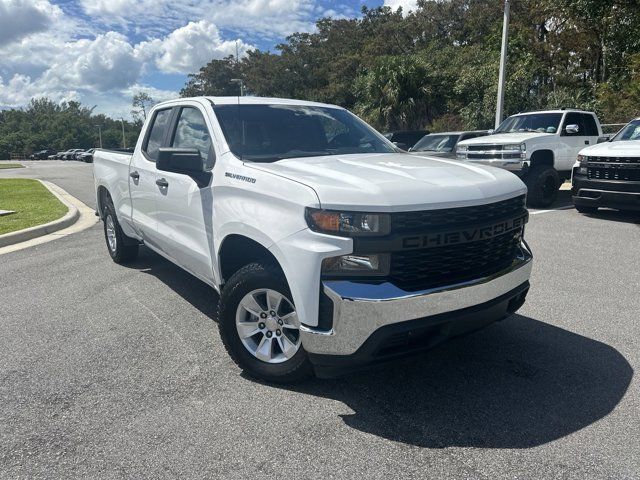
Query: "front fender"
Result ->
[[269, 229, 352, 328]]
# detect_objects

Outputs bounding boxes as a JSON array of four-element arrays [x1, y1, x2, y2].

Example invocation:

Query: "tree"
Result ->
[[131, 92, 155, 124], [180, 56, 243, 97], [0, 99, 141, 159], [354, 55, 446, 130]]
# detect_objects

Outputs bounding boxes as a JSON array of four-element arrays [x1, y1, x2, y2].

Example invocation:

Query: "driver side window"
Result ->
[[562, 112, 584, 136], [171, 107, 215, 170]]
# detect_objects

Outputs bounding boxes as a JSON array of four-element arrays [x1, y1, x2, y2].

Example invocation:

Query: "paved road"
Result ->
[[1, 161, 639, 479]]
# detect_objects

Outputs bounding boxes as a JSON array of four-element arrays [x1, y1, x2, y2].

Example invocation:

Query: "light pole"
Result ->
[[230, 78, 245, 96], [119, 118, 126, 149], [94, 124, 103, 148], [495, 0, 510, 129]]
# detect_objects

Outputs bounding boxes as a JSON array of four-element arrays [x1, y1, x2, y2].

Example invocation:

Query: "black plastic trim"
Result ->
[[572, 173, 640, 210]]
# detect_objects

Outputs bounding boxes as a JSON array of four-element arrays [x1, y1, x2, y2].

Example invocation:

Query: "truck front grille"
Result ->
[[588, 166, 640, 181], [387, 196, 527, 291], [389, 230, 521, 291], [468, 144, 504, 151], [585, 156, 640, 164], [462, 144, 522, 160], [392, 195, 526, 232]]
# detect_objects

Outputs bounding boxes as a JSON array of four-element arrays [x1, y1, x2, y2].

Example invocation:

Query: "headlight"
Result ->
[[503, 143, 525, 151], [577, 154, 587, 164], [503, 143, 526, 159], [305, 208, 390, 236], [457, 145, 468, 152], [322, 254, 390, 276]]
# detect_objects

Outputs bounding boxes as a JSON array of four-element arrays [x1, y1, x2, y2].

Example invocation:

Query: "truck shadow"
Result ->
[[581, 209, 640, 225], [280, 315, 633, 449], [126, 247, 221, 320], [122, 248, 632, 449], [528, 188, 572, 213]]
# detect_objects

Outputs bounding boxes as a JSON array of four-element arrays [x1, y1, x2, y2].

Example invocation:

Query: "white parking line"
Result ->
[[530, 206, 575, 215]]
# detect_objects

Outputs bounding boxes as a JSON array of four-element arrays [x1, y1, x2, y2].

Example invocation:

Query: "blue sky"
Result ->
[[0, 0, 417, 118]]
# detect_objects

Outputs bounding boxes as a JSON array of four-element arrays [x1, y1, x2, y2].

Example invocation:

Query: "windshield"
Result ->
[[411, 134, 459, 152], [610, 120, 640, 141], [495, 113, 562, 134], [213, 104, 396, 162]]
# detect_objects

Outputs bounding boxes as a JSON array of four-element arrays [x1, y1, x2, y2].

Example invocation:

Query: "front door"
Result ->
[[129, 107, 173, 248], [154, 105, 216, 283], [558, 112, 591, 171]]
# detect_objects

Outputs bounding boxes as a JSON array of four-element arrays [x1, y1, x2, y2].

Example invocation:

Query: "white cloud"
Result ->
[[0, 0, 323, 115], [78, 0, 316, 40], [0, 0, 61, 45], [384, 0, 418, 13], [0, 74, 78, 108], [148, 20, 254, 74], [207, 0, 316, 38]]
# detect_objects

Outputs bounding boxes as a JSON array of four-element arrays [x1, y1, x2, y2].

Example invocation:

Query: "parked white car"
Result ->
[[456, 109, 604, 207], [572, 118, 640, 213], [93, 96, 533, 382]]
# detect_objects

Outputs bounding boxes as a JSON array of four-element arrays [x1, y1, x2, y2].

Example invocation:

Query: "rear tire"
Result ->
[[218, 263, 313, 383], [103, 200, 139, 264], [525, 165, 560, 208]]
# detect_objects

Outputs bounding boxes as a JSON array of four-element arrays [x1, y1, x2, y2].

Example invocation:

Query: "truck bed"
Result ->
[[93, 148, 133, 218]]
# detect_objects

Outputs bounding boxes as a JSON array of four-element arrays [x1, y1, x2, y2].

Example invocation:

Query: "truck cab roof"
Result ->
[[512, 109, 596, 115], [154, 96, 344, 110]]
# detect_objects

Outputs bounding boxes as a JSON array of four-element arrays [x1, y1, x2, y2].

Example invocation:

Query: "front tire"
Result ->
[[525, 165, 560, 208], [103, 201, 139, 264], [218, 263, 313, 383]]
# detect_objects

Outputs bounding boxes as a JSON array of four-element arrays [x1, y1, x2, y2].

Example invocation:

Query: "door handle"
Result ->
[[156, 178, 169, 188], [585, 141, 590, 145], [130, 171, 140, 180]]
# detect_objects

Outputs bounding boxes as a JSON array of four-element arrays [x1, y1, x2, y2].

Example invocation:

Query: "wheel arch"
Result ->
[[218, 234, 284, 286], [529, 149, 554, 168], [96, 184, 111, 219]]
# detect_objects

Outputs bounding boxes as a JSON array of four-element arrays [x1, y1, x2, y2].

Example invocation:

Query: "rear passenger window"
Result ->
[[171, 107, 214, 170], [582, 114, 599, 136], [144, 109, 172, 161]]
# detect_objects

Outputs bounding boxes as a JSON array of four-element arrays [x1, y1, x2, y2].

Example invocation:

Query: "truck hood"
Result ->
[[458, 132, 555, 146], [580, 140, 640, 157], [408, 151, 455, 159], [248, 153, 526, 211]]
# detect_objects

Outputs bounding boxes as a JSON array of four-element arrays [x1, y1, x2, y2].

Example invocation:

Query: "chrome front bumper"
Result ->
[[462, 158, 528, 172], [300, 242, 533, 357]]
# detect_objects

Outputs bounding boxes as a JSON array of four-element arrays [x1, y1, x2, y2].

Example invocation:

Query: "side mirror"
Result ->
[[157, 148, 211, 187], [597, 135, 609, 144], [487, 129, 495, 135], [565, 124, 579, 134]]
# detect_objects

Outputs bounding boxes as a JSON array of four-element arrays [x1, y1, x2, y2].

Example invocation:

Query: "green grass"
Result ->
[[0, 163, 24, 169], [0, 179, 68, 235]]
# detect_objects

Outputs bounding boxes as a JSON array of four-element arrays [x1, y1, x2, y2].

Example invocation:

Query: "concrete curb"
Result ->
[[0, 180, 79, 248]]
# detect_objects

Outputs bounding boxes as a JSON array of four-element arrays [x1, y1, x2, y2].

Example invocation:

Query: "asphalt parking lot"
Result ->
[[1, 161, 638, 479]]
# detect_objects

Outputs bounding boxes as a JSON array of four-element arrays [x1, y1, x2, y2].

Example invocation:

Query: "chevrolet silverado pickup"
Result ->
[[93, 96, 533, 382], [572, 118, 640, 213], [456, 109, 604, 207]]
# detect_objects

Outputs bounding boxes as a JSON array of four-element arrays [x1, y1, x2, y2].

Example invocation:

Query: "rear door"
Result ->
[[153, 104, 216, 283], [129, 106, 173, 247], [581, 113, 601, 148]]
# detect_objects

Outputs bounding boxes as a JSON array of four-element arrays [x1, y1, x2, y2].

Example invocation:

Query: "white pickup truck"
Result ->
[[572, 118, 640, 213], [456, 109, 604, 207], [93, 96, 533, 382]]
